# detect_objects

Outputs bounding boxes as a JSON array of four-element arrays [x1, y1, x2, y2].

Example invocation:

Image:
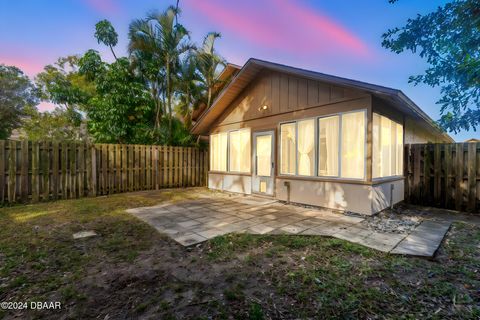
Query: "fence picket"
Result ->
[[32, 141, 39, 202], [0, 141, 5, 204], [42, 142, 50, 201], [405, 143, 478, 213], [52, 142, 59, 200]]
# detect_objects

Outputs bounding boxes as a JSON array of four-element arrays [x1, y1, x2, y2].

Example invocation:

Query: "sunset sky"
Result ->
[[0, 0, 476, 141]]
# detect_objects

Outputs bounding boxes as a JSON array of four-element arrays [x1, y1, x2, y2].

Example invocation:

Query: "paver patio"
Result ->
[[126, 192, 451, 257]]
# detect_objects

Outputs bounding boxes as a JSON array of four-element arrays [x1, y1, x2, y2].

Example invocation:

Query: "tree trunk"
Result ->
[[166, 62, 173, 144], [109, 45, 118, 61]]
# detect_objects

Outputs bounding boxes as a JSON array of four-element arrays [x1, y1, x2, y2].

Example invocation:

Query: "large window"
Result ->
[[280, 110, 366, 179], [210, 132, 228, 172], [373, 113, 403, 178], [341, 111, 365, 179], [229, 129, 251, 172], [210, 129, 251, 173], [280, 123, 296, 175], [318, 116, 339, 176]]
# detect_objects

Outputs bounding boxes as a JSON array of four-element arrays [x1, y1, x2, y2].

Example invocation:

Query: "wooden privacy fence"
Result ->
[[0, 140, 208, 204], [404, 142, 479, 213]]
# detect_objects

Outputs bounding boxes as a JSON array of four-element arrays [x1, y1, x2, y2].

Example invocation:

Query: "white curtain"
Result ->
[[280, 123, 296, 174], [228, 129, 251, 173], [256, 135, 271, 176], [372, 113, 404, 178], [239, 129, 251, 173], [372, 113, 381, 178], [318, 116, 339, 176], [297, 119, 315, 176], [229, 130, 240, 172], [380, 116, 392, 177], [341, 111, 365, 179], [211, 132, 227, 171], [396, 123, 403, 175]]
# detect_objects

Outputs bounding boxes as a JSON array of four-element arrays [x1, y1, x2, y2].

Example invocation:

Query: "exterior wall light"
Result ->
[[259, 105, 268, 111]]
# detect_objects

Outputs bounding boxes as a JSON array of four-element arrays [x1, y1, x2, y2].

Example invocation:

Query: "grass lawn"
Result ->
[[0, 189, 479, 319]]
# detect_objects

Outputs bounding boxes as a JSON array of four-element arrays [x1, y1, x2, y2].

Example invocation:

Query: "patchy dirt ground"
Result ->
[[0, 189, 479, 319]]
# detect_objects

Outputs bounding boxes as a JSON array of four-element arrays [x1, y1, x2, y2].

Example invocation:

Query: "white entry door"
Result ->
[[252, 131, 275, 195]]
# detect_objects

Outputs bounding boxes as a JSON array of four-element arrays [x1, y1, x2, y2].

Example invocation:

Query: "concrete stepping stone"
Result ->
[[73, 230, 97, 239], [391, 220, 451, 257], [173, 233, 207, 246]]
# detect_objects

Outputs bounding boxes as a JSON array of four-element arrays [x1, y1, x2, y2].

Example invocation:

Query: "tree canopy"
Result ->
[[0, 65, 39, 139], [382, 0, 480, 133], [6, 2, 226, 146]]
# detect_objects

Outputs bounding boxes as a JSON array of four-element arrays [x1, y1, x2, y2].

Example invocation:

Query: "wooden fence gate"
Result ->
[[0, 140, 209, 204], [404, 142, 479, 213]]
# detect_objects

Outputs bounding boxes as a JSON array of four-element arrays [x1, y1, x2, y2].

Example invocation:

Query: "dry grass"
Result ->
[[0, 189, 478, 319]]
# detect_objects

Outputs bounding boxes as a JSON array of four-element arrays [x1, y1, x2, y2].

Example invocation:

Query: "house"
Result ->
[[191, 59, 453, 215]]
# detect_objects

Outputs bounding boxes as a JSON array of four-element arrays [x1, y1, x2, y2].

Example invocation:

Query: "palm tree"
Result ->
[[128, 6, 193, 142], [196, 32, 226, 109], [176, 54, 201, 129]]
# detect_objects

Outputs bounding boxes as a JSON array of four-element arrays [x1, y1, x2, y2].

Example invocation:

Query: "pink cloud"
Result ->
[[272, 0, 370, 57], [0, 55, 46, 77], [184, 0, 371, 59], [82, 0, 121, 15]]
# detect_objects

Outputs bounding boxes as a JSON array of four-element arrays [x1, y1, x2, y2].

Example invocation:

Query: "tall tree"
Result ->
[[196, 32, 226, 109], [0, 65, 39, 139], [176, 54, 201, 129], [94, 20, 119, 60], [35, 56, 94, 130], [79, 50, 154, 144], [128, 6, 193, 142], [382, 0, 480, 133]]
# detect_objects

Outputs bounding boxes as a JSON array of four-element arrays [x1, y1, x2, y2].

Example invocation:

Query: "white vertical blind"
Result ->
[[341, 111, 365, 179], [373, 113, 404, 178], [256, 135, 272, 176], [297, 119, 315, 176], [280, 123, 296, 175], [228, 129, 251, 173], [318, 116, 339, 176], [210, 132, 228, 171]]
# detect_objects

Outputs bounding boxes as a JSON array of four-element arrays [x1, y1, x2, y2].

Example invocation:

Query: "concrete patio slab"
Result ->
[[127, 192, 451, 257]]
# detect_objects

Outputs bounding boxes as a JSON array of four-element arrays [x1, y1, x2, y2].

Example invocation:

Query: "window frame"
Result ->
[[209, 128, 252, 174], [278, 109, 367, 181], [372, 113, 404, 181]]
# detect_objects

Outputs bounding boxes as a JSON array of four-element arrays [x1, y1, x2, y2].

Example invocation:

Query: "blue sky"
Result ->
[[0, 0, 477, 141]]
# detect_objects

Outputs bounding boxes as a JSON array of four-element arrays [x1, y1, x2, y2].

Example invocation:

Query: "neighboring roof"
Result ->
[[191, 58, 453, 142], [466, 138, 480, 143]]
